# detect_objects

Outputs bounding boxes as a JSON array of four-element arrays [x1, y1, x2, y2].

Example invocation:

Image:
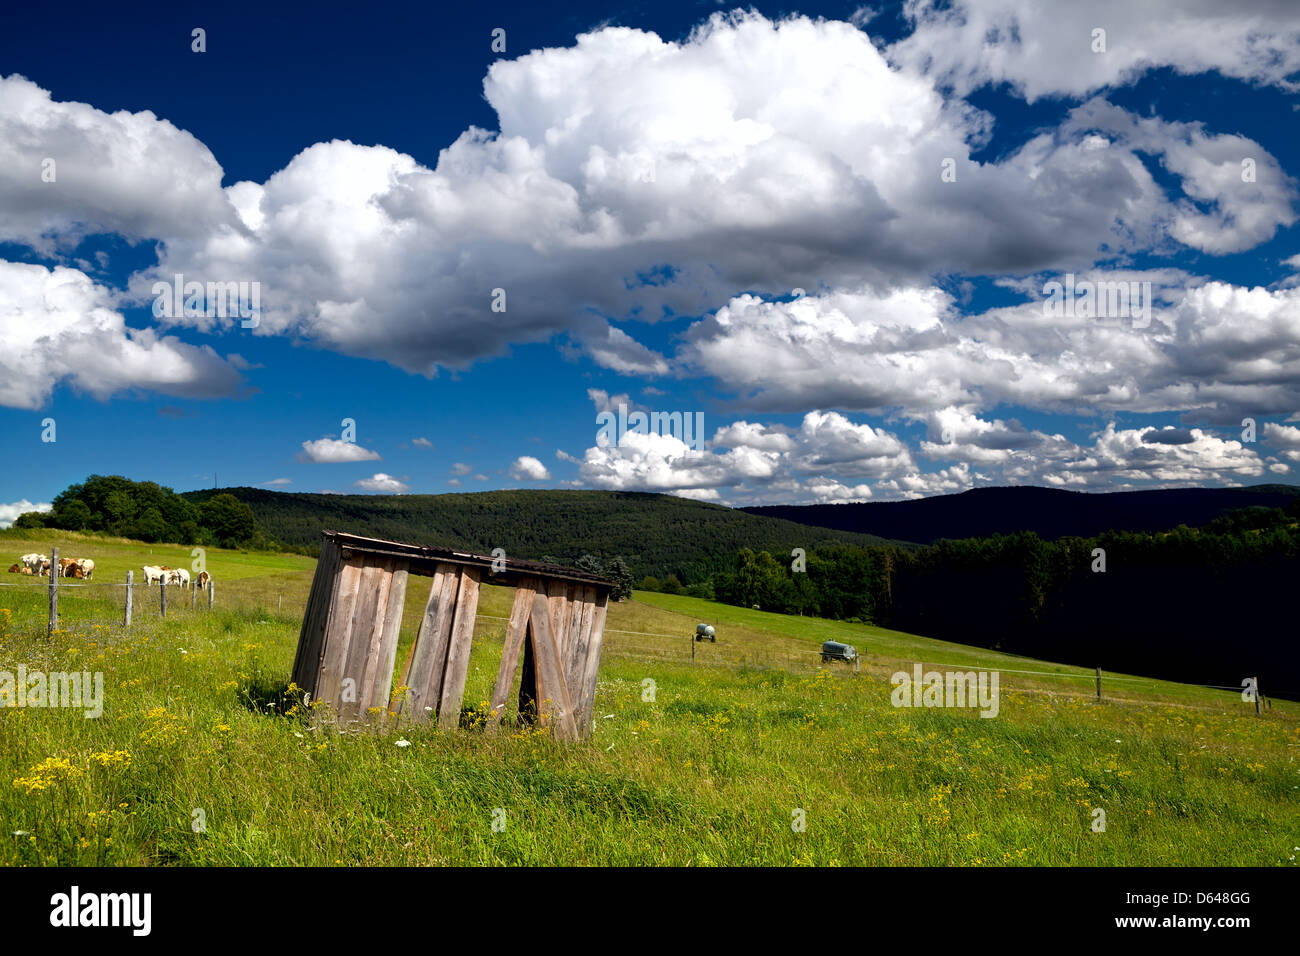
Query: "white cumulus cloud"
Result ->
[[297, 438, 382, 463]]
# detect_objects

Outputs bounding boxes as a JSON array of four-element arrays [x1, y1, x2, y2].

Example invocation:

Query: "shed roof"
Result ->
[[323, 530, 615, 591]]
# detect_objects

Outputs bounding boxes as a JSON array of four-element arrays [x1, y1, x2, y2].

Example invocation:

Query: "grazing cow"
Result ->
[[197, 570, 211, 590], [69, 564, 85, 579], [58, 557, 77, 578], [167, 568, 191, 589], [20, 553, 44, 573], [7, 564, 19, 573], [38, 558, 51, 577], [142, 565, 166, 586], [76, 558, 95, 580]]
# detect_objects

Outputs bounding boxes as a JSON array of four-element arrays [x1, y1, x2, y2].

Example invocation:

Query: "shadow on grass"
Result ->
[[237, 661, 308, 718]]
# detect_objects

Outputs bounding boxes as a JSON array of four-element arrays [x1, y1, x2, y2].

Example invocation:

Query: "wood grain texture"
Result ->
[[574, 591, 610, 737], [317, 557, 364, 712], [339, 560, 386, 723], [528, 591, 578, 742], [437, 568, 482, 731], [365, 561, 408, 713], [402, 563, 460, 722]]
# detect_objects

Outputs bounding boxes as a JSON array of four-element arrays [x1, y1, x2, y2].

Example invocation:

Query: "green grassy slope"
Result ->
[[1, 532, 1294, 866]]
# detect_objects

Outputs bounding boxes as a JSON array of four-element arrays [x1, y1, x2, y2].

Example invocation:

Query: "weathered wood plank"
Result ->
[[565, 586, 596, 701], [316, 557, 365, 711], [558, 582, 582, 665], [339, 559, 387, 723], [545, 581, 568, 658], [574, 591, 610, 737], [402, 563, 460, 722], [528, 591, 578, 742], [437, 568, 482, 731], [564, 582, 595, 697], [487, 580, 537, 731], [353, 559, 393, 713], [291, 534, 340, 690], [363, 561, 408, 713]]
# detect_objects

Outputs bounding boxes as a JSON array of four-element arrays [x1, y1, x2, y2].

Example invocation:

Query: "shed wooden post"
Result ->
[[527, 591, 578, 741], [124, 570, 133, 627], [208, 579, 214, 608], [1254, 676, 1261, 716], [1095, 667, 1102, 702], [436, 568, 481, 731], [159, 577, 166, 618], [47, 546, 58, 637], [399, 563, 462, 722]]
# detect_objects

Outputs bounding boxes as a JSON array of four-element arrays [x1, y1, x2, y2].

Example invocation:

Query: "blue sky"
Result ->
[[2, 0, 1299, 522]]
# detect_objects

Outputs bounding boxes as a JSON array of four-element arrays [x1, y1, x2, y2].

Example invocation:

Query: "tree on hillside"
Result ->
[[54, 498, 93, 531], [12, 511, 47, 530], [605, 555, 634, 601], [199, 494, 258, 548]]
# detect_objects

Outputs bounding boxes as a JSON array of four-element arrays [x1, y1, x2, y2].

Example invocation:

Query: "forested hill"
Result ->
[[743, 484, 1300, 544], [179, 488, 908, 582]]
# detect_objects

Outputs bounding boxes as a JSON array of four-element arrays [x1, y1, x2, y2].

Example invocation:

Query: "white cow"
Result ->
[[142, 565, 166, 586], [21, 553, 44, 573], [76, 558, 95, 580], [167, 568, 190, 589]]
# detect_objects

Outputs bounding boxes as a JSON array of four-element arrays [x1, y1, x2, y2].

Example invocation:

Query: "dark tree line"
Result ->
[[693, 502, 1300, 698]]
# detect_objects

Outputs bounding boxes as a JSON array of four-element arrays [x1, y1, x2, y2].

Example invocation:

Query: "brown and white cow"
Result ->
[[7, 564, 20, 573], [197, 570, 211, 590]]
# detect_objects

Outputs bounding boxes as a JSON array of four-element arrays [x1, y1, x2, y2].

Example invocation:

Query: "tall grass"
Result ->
[[1, 535, 1296, 866]]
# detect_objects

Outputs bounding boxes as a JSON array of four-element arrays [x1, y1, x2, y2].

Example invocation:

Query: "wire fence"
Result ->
[[0, 561, 1280, 718]]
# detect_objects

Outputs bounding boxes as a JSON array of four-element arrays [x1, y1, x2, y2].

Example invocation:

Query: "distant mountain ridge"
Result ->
[[179, 487, 910, 583], [742, 484, 1300, 544]]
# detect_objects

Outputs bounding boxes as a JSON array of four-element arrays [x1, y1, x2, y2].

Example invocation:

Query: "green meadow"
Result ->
[[1, 530, 1296, 866]]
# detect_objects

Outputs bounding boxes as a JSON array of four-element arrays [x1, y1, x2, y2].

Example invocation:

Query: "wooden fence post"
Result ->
[[1254, 676, 1261, 716], [208, 579, 214, 609], [160, 578, 167, 618], [191, 581, 197, 610], [1096, 667, 1102, 702], [125, 570, 133, 627], [48, 545, 58, 637]]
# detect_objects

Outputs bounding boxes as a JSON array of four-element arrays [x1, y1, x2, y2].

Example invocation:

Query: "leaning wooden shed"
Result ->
[[290, 530, 614, 741]]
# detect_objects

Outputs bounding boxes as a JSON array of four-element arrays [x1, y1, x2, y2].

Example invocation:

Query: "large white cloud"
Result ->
[[3, 12, 1252, 379], [0, 74, 236, 252], [890, 0, 1300, 101], [0, 260, 244, 409], [680, 275, 1300, 421]]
